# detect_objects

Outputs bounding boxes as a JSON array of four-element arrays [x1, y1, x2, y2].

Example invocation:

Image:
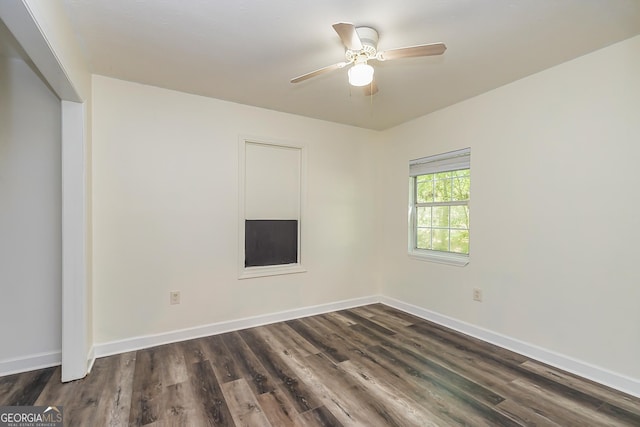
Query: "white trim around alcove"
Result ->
[[0, 2, 92, 383], [237, 136, 307, 279]]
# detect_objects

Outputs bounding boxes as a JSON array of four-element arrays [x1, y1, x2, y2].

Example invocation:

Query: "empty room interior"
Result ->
[[1, 1, 639, 425]]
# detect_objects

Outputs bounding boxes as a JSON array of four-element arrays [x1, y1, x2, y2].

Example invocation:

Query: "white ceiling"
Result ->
[[61, 0, 640, 130]]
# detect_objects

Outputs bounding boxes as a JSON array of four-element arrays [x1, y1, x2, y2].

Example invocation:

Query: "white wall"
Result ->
[[378, 35, 640, 382], [91, 75, 379, 344], [0, 56, 62, 367]]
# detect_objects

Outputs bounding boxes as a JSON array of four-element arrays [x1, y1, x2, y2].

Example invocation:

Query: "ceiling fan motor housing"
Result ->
[[291, 22, 446, 87], [345, 26, 379, 61]]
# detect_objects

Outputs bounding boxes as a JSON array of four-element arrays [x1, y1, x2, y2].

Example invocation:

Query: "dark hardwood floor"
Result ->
[[1, 304, 639, 426]]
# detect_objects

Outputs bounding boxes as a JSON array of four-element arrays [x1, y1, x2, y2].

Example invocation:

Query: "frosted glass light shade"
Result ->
[[348, 63, 374, 86]]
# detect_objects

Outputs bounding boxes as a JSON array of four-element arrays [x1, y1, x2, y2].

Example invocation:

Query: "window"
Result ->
[[409, 148, 470, 266], [238, 138, 306, 279]]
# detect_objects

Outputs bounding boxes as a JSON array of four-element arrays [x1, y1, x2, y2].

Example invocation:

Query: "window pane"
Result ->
[[417, 207, 431, 227], [450, 205, 469, 229], [452, 168, 470, 177], [450, 230, 469, 254], [432, 206, 449, 228], [432, 229, 449, 251], [410, 158, 469, 257], [417, 228, 431, 249], [416, 173, 433, 182], [434, 178, 451, 202], [416, 180, 433, 203], [452, 176, 470, 201]]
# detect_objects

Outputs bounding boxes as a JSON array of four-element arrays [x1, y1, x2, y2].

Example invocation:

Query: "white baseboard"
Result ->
[[0, 351, 61, 377], [10, 294, 634, 399], [379, 295, 640, 398], [86, 346, 96, 374], [94, 295, 379, 358]]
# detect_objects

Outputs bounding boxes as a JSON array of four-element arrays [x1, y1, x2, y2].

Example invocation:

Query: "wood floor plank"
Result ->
[[345, 351, 470, 426], [34, 363, 135, 427], [93, 351, 137, 427], [0, 366, 55, 405], [285, 318, 350, 363], [364, 303, 423, 325], [377, 314, 640, 426], [186, 360, 235, 426], [221, 378, 272, 426], [296, 405, 344, 427], [385, 319, 520, 387], [500, 378, 626, 427], [362, 311, 417, 332], [129, 347, 163, 426], [324, 311, 357, 328], [353, 304, 415, 328], [238, 328, 322, 413], [250, 325, 303, 360], [521, 359, 640, 416], [298, 315, 382, 364], [220, 331, 274, 395], [162, 381, 199, 427], [70, 355, 117, 426], [495, 398, 563, 427], [33, 366, 78, 407], [337, 359, 447, 426], [409, 320, 528, 365], [309, 315, 509, 425], [350, 321, 508, 408], [367, 344, 520, 426], [348, 305, 376, 318], [180, 337, 208, 364], [302, 352, 418, 427], [256, 386, 300, 427], [273, 348, 383, 426], [200, 334, 241, 384], [408, 320, 639, 423], [337, 309, 397, 336], [265, 322, 321, 358], [596, 402, 640, 426], [312, 313, 381, 350], [155, 343, 188, 387], [0, 371, 21, 405]]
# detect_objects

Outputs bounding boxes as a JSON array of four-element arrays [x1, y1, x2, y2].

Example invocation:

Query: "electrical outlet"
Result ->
[[473, 288, 482, 302], [170, 291, 181, 305]]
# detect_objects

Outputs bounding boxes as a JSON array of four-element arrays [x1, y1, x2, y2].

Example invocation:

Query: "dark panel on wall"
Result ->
[[245, 220, 298, 267]]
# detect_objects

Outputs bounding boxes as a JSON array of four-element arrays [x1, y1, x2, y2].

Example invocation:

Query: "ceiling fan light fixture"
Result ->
[[348, 62, 374, 86]]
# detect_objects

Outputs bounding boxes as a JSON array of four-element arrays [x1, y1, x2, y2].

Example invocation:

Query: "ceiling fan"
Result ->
[[291, 22, 446, 95]]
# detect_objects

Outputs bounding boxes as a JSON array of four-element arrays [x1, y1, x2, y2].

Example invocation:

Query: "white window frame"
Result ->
[[408, 148, 470, 266], [238, 136, 307, 279]]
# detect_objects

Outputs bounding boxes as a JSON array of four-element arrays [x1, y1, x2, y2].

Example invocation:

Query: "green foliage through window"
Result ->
[[413, 169, 470, 254]]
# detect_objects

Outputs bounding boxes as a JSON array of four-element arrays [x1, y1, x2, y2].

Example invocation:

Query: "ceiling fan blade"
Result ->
[[332, 22, 363, 51], [378, 42, 446, 61], [363, 79, 378, 96], [290, 62, 347, 83]]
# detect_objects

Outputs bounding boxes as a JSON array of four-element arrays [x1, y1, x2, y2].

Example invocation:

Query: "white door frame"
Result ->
[[61, 101, 89, 381], [0, 1, 91, 381]]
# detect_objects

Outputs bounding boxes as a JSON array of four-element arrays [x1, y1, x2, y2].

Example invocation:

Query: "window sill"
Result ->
[[239, 263, 307, 279], [408, 250, 469, 267]]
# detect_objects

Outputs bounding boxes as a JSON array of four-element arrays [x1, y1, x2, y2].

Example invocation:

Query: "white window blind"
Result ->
[[410, 148, 471, 177]]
